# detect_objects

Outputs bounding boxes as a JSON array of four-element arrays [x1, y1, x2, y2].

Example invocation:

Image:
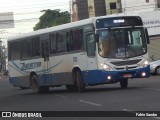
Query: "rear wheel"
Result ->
[[66, 85, 77, 92], [120, 78, 128, 89], [19, 86, 28, 90], [76, 70, 85, 92], [31, 75, 49, 94], [155, 66, 160, 75]]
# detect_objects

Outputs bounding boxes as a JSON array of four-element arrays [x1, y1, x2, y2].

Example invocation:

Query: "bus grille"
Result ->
[[110, 59, 142, 66]]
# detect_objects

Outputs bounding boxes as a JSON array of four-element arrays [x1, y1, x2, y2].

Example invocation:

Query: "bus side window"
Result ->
[[50, 33, 57, 54], [70, 30, 74, 51], [32, 37, 40, 57], [22, 39, 32, 59], [86, 33, 96, 57], [56, 31, 67, 53], [72, 29, 83, 51], [66, 31, 71, 51]]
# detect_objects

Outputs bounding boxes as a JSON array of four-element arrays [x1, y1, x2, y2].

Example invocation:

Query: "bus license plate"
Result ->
[[123, 74, 132, 78]]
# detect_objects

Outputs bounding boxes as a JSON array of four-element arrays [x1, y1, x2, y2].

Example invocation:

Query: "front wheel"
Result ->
[[76, 70, 85, 92], [120, 79, 128, 89], [155, 66, 160, 75], [66, 85, 77, 92]]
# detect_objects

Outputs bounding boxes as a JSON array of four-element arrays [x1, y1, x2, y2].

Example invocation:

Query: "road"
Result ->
[[0, 75, 160, 120]]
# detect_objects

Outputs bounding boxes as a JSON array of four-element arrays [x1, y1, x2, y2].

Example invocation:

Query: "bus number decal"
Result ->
[[73, 57, 78, 62]]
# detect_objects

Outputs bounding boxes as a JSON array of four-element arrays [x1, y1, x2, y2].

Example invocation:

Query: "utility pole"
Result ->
[[0, 39, 2, 72], [0, 39, 7, 73]]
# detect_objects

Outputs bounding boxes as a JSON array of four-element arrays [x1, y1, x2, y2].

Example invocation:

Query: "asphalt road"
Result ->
[[0, 75, 160, 120]]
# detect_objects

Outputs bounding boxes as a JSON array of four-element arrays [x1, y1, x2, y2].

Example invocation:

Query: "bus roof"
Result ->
[[8, 14, 140, 41]]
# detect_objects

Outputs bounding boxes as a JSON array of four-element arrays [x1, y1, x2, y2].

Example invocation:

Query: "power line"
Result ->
[[0, 6, 69, 12], [1, 3, 69, 10], [0, 18, 38, 25], [1, 0, 69, 7]]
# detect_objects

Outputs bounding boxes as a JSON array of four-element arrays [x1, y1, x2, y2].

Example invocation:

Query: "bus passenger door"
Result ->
[[41, 39, 51, 84], [85, 32, 97, 71]]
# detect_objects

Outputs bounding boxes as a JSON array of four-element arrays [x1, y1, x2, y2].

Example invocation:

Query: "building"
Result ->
[[121, 0, 160, 14], [71, 0, 122, 22], [121, 0, 160, 60]]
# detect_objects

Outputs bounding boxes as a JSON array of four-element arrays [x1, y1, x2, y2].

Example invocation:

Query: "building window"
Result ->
[[110, 2, 117, 10], [146, 0, 149, 3]]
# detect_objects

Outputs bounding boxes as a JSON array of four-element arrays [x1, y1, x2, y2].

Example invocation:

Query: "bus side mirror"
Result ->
[[95, 34, 99, 42], [145, 28, 150, 44]]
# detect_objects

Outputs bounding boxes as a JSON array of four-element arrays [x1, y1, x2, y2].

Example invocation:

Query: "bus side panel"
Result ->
[[38, 52, 88, 86], [9, 76, 30, 88]]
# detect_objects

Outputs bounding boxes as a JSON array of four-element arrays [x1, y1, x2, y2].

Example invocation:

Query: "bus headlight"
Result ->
[[142, 60, 149, 67], [101, 63, 112, 71]]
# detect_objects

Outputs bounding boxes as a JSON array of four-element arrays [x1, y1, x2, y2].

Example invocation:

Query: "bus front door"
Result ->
[[41, 39, 51, 84], [86, 32, 97, 71]]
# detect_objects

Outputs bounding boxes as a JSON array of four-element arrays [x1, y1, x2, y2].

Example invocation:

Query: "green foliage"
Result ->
[[33, 9, 70, 31]]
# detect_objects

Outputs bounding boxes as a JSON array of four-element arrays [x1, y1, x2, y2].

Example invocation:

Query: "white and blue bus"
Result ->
[[8, 15, 150, 93]]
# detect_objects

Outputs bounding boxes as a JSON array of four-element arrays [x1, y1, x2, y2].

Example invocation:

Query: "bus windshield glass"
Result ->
[[98, 27, 147, 59]]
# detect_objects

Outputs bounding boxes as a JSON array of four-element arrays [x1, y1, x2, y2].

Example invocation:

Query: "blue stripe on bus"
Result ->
[[9, 64, 150, 87], [83, 65, 150, 85]]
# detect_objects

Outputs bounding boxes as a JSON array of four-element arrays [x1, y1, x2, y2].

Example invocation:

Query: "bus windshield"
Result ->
[[98, 27, 147, 59]]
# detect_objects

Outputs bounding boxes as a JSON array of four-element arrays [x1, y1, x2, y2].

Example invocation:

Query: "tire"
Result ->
[[120, 78, 128, 89], [31, 75, 49, 94], [66, 85, 77, 92], [155, 66, 160, 75], [76, 70, 85, 92], [19, 86, 28, 90]]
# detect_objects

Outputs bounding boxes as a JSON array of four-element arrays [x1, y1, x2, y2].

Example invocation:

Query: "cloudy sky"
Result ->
[[0, 0, 70, 44]]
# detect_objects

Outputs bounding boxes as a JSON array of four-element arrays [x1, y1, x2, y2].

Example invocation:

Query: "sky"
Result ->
[[0, 0, 71, 45]]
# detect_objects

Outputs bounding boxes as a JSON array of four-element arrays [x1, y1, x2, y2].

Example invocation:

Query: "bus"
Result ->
[[8, 14, 150, 93]]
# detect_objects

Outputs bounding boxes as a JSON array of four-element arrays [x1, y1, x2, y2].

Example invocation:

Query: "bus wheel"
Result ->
[[120, 78, 128, 89], [66, 85, 77, 92], [31, 75, 49, 94], [76, 70, 85, 92], [155, 66, 160, 75], [19, 86, 28, 90]]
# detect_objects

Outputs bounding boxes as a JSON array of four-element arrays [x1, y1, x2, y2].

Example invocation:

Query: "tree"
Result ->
[[33, 9, 70, 31]]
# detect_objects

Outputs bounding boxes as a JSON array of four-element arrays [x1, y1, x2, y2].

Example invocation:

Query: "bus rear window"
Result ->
[[8, 41, 21, 60]]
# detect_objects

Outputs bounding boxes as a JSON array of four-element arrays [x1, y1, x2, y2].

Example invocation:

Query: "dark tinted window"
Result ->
[[56, 31, 67, 53], [66, 31, 71, 51], [32, 37, 40, 57], [72, 29, 83, 51], [110, 2, 117, 9], [8, 40, 21, 60], [22, 39, 32, 59], [50, 33, 57, 54]]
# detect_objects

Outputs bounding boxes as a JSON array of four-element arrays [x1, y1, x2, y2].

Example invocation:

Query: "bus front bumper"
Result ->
[[83, 65, 150, 85]]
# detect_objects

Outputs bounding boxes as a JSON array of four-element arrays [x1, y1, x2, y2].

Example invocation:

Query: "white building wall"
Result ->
[[121, 0, 156, 14], [139, 10, 160, 36]]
